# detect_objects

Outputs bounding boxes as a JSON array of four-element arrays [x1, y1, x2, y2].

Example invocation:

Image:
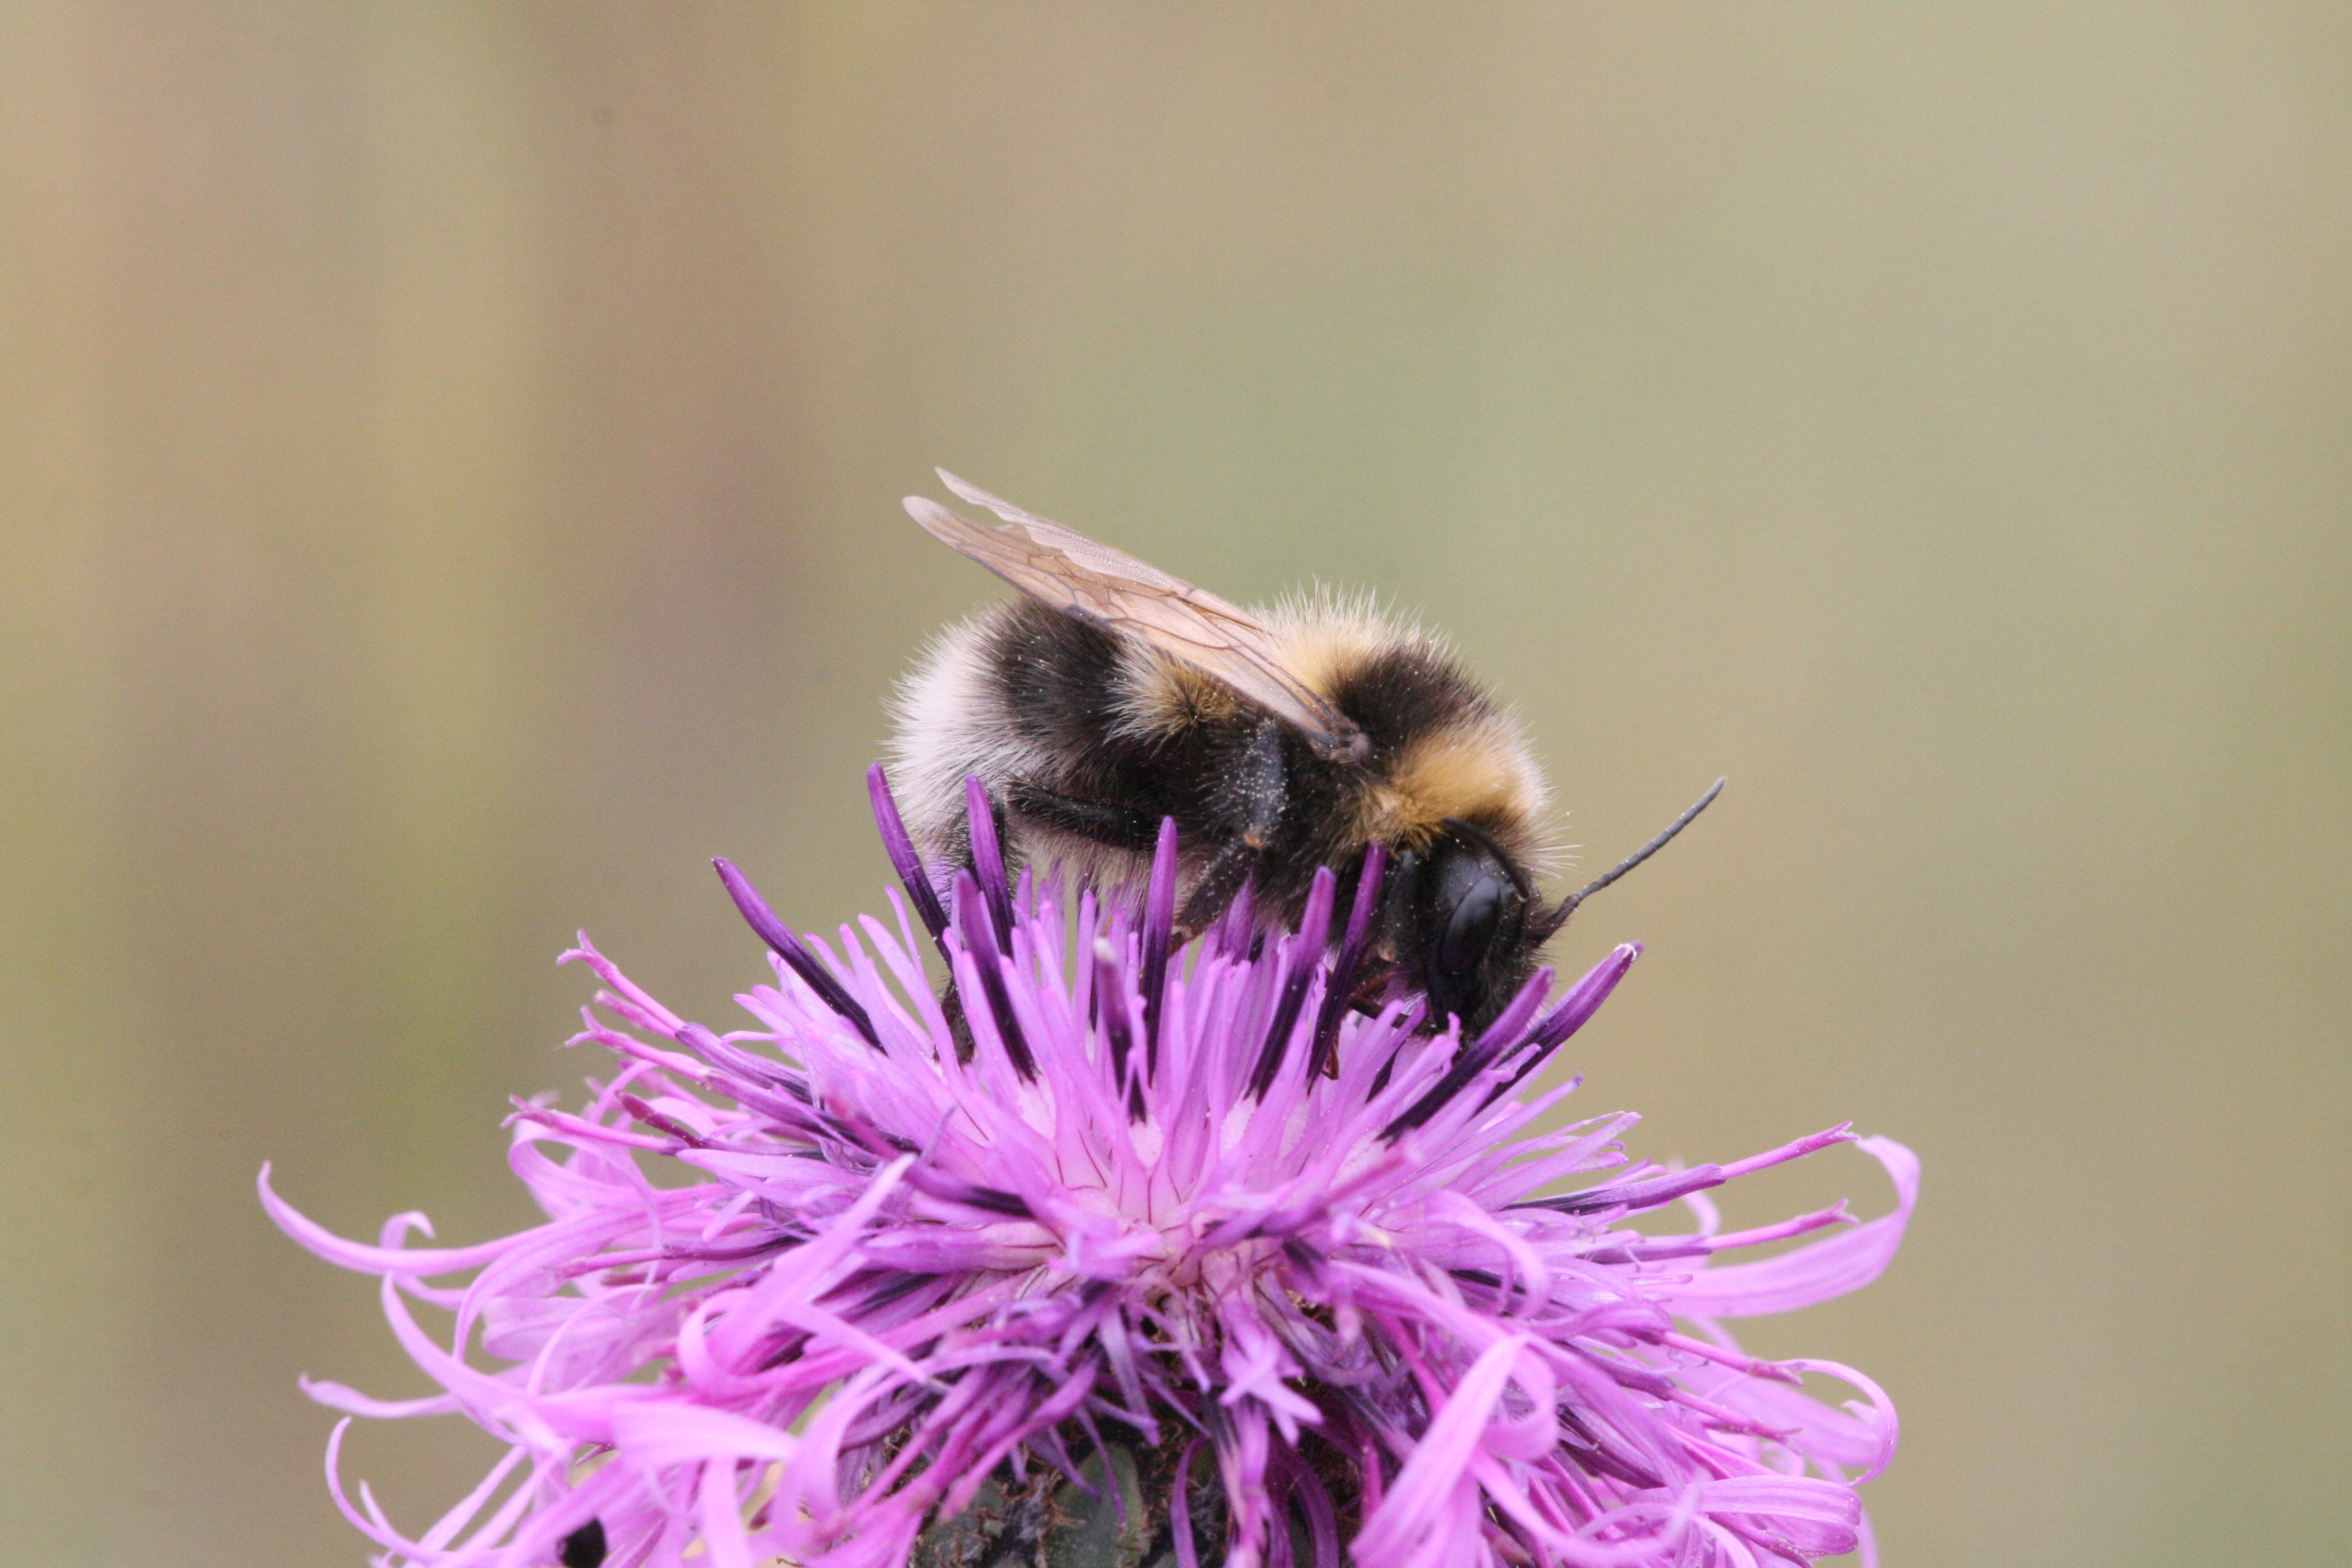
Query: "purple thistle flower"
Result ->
[[265, 769, 1914, 1568]]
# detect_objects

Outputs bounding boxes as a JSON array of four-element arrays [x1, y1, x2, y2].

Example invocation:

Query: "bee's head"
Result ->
[[1396, 780, 1725, 1033], [1396, 820, 1558, 1036]]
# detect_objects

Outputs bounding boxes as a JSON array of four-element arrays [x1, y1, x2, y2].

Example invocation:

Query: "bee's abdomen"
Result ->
[[890, 601, 1227, 879]]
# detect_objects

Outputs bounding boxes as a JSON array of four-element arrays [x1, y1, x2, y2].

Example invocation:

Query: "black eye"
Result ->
[[1438, 875, 1505, 984]]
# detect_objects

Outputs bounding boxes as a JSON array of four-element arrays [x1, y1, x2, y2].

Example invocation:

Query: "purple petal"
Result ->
[[1309, 843, 1387, 1079], [963, 774, 1014, 952], [1140, 815, 1178, 1074], [712, 857, 880, 1048], [867, 763, 948, 942], [952, 872, 1036, 1080], [1247, 866, 1337, 1097]]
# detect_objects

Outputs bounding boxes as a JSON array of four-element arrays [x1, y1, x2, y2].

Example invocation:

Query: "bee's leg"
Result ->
[[939, 979, 976, 1062], [1002, 784, 1162, 853], [1377, 846, 1420, 999], [1172, 838, 1259, 942], [1174, 719, 1287, 939]]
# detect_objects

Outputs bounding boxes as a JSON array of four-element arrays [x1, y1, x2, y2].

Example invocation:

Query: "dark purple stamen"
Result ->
[[1379, 965, 1553, 1139], [618, 1092, 708, 1148], [1584, 1241, 1714, 1266], [671, 1021, 811, 1099], [1517, 1163, 1726, 1216], [1482, 942, 1641, 1106], [900, 1160, 1034, 1218], [651, 1236, 797, 1266], [851, 1270, 944, 1311], [1213, 880, 1257, 959], [868, 763, 949, 945], [712, 857, 882, 1049], [1091, 939, 1144, 1120], [962, 776, 1015, 953], [1247, 867, 1336, 1099], [1308, 844, 1387, 1081], [1470, 965, 1556, 1056], [955, 1184, 1034, 1218], [1449, 1266, 1539, 1312], [1561, 1409, 1667, 1489], [1572, 1345, 1682, 1396], [1362, 998, 1428, 1100], [952, 872, 1036, 1081], [665, 1024, 840, 1143], [1139, 817, 1179, 1077]]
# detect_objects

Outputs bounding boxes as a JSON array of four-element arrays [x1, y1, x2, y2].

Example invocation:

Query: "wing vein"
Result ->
[[906, 479, 1366, 757]]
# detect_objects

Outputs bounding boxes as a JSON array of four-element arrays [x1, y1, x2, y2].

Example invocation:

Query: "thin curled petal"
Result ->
[[1658, 1136, 1919, 1319]]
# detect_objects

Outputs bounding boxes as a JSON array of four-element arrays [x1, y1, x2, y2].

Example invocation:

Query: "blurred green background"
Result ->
[[3, 4, 2345, 1564]]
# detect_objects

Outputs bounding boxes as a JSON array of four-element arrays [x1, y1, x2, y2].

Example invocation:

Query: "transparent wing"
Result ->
[[906, 471, 1367, 757]]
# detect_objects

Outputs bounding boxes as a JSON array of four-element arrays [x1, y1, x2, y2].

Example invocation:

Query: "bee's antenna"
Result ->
[[1552, 778, 1725, 923]]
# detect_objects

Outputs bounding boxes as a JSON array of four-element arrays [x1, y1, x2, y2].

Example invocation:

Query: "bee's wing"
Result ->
[[907, 471, 1367, 756]]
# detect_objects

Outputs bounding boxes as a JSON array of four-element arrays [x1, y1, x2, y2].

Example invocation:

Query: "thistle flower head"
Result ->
[[266, 767, 1913, 1568]]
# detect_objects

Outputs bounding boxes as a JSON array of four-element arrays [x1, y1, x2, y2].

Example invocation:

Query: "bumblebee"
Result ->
[[890, 472, 1716, 1034]]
